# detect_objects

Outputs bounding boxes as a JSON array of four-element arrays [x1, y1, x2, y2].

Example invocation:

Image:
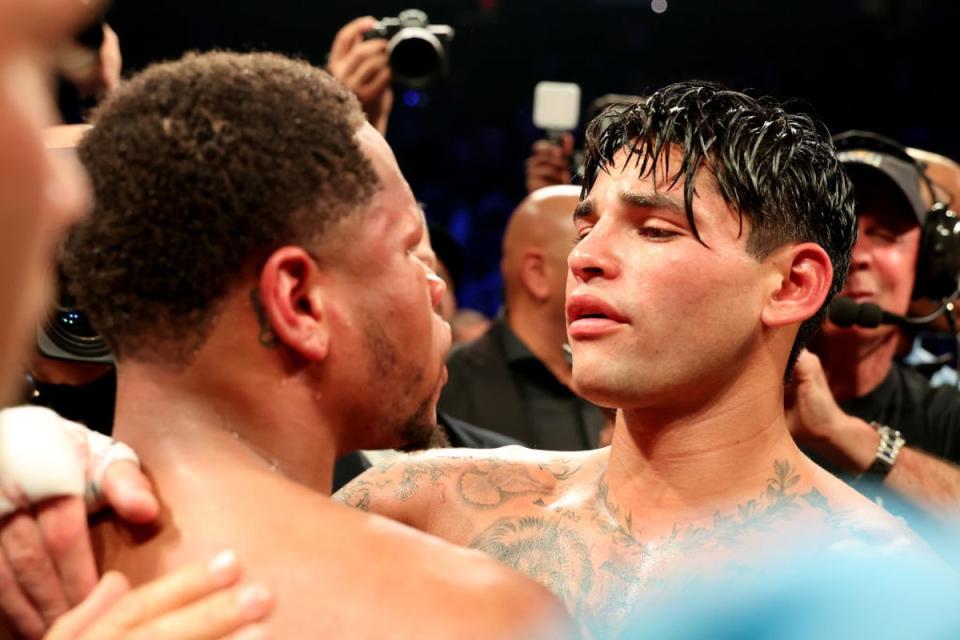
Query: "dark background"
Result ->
[[103, 0, 960, 316]]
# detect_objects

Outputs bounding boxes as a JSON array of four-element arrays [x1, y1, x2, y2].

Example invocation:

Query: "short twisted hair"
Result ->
[[64, 51, 378, 361], [582, 80, 856, 377]]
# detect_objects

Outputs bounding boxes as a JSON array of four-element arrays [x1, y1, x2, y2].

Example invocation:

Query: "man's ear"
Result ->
[[761, 242, 834, 328], [257, 246, 328, 361], [520, 249, 551, 301]]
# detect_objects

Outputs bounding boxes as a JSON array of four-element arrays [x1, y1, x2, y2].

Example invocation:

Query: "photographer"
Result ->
[[327, 16, 393, 135]]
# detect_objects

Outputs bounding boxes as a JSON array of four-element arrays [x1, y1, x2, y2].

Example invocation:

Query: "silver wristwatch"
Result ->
[[865, 423, 905, 478]]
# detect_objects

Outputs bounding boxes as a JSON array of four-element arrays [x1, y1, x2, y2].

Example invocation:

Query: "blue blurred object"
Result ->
[[614, 539, 960, 640]]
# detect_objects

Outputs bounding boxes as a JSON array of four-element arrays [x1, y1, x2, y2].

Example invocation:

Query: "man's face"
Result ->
[[325, 125, 450, 451], [566, 146, 771, 410], [0, 0, 93, 404], [822, 177, 920, 340]]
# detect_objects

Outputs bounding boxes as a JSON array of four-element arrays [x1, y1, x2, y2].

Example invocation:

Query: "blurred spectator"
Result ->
[[450, 308, 491, 344], [790, 132, 960, 519], [440, 185, 604, 449]]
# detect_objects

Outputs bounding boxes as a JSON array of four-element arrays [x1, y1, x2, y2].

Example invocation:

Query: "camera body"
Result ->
[[364, 9, 454, 89]]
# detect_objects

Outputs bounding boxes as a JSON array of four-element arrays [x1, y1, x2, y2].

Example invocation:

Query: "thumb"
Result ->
[[45, 572, 131, 640], [100, 462, 160, 524], [561, 132, 575, 157]]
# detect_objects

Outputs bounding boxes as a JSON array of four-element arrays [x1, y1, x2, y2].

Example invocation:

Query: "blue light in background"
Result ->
[[402, 90, 429, 108]]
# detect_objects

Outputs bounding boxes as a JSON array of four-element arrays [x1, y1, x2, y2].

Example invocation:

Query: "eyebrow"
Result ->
[[573, 190, 687, 223]]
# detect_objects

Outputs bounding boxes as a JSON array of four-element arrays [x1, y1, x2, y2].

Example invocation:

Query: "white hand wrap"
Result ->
[[0, 406, 140, 518]]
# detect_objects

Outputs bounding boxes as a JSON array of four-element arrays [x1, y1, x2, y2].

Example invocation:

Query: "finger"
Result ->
[[347, 53, 391, 99], [100, 461, 160, 524], [222, 622, 272, 640], [0, 511, 70, 626], [35, 496, 99, 606], [329, 16, 379, 62], [531, 139, 568, 157], [527, 156, 570, 176], [527, 164, 569, 186], [0, 543, 46, 640], [121, 582, 273, 640], [84, 550, 244, 629], [560, 132, 575, 156], [364, 66, 393, 102], [336, 39, 389, 84], [44, 571, 130, 640]]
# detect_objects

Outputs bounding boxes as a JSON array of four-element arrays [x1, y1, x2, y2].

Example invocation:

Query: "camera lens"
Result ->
[[389, 30, 446, 89], [39, 306, 112, 360], [392, 37, 441, 81]]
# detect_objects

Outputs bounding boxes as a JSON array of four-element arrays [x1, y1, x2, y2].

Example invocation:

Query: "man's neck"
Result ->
[[113, 359, 337, 496], [602, 370, 806, 529], [814, 330, 899, 401], [507, 306, 572, 387]]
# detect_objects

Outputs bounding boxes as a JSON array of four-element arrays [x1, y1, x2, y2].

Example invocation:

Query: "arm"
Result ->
[[787, 350, 960, 517], [327, 16, 393, 135], [334, 456, 442, 529]]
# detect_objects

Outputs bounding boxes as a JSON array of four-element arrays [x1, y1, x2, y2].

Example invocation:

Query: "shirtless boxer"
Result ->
[[50, 51, 564, 638], [0, 79, 928, 638], [335, 81, 925, 636]]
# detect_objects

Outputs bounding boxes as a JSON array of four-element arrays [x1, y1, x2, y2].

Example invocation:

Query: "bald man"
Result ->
[[439, 186, 604, 449]]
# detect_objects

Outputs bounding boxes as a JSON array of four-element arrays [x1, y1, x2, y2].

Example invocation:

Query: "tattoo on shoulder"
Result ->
[[469, 516, 595, 617]]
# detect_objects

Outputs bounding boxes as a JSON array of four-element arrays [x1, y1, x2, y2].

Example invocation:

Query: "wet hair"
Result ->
[[64, 51, 378, 362], [582, 80, 856, 378]]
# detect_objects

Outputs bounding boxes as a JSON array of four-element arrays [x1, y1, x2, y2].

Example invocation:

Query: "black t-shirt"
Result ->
[[839, 361, 960, 465]]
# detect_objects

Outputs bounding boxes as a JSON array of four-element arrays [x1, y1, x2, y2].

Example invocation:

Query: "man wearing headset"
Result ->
[[789, 131, 960, 518]]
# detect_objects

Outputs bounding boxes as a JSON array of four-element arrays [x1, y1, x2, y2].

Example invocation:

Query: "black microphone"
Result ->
[[828, 297, 912, 328]]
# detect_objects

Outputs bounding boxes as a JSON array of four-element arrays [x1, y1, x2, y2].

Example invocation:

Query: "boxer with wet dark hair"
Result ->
[[337, 82, 926, 636]]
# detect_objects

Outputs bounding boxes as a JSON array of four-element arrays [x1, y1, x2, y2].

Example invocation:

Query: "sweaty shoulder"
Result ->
[[351, 505, 573, 639], [96, 466, 570, 639], [335, 446, 600, 535]]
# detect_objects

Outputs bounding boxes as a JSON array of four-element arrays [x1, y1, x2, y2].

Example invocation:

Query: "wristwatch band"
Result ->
[[864, 423, 905, 478]]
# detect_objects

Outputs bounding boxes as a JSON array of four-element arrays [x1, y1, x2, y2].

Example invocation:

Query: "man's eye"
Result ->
[[865, 229, 899, 245], [639, 227, 679, 240], [573, 230, 590, 245]]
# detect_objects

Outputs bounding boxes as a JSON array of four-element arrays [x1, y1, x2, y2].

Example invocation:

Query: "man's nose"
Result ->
[[427, 271, 447, 311], [568, 229, 617, 284]]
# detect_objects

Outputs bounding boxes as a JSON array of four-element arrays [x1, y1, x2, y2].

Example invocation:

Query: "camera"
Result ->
[[363, 9, 454, 89], [37, 269, 113, 365]]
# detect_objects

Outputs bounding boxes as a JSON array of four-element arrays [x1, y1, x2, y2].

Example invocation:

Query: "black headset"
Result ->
[[833, 130, 960, 302]]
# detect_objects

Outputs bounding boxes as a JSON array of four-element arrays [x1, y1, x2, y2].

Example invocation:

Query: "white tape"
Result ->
[[0, 406, 86, 518], [0, 406, 142, 517]]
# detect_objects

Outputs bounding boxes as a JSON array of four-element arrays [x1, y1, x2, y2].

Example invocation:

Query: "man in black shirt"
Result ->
[[790, 132, 960, 516], [439, 185, 604, 450]]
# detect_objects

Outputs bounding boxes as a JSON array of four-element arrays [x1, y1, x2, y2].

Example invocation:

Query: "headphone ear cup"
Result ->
[[914, 203, 960, 300]]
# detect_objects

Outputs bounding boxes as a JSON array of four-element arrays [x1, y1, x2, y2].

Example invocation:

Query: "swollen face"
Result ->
[[0, 1, 93, 404], [566, 146, 768, 411], [335, 125, 451, 450]]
